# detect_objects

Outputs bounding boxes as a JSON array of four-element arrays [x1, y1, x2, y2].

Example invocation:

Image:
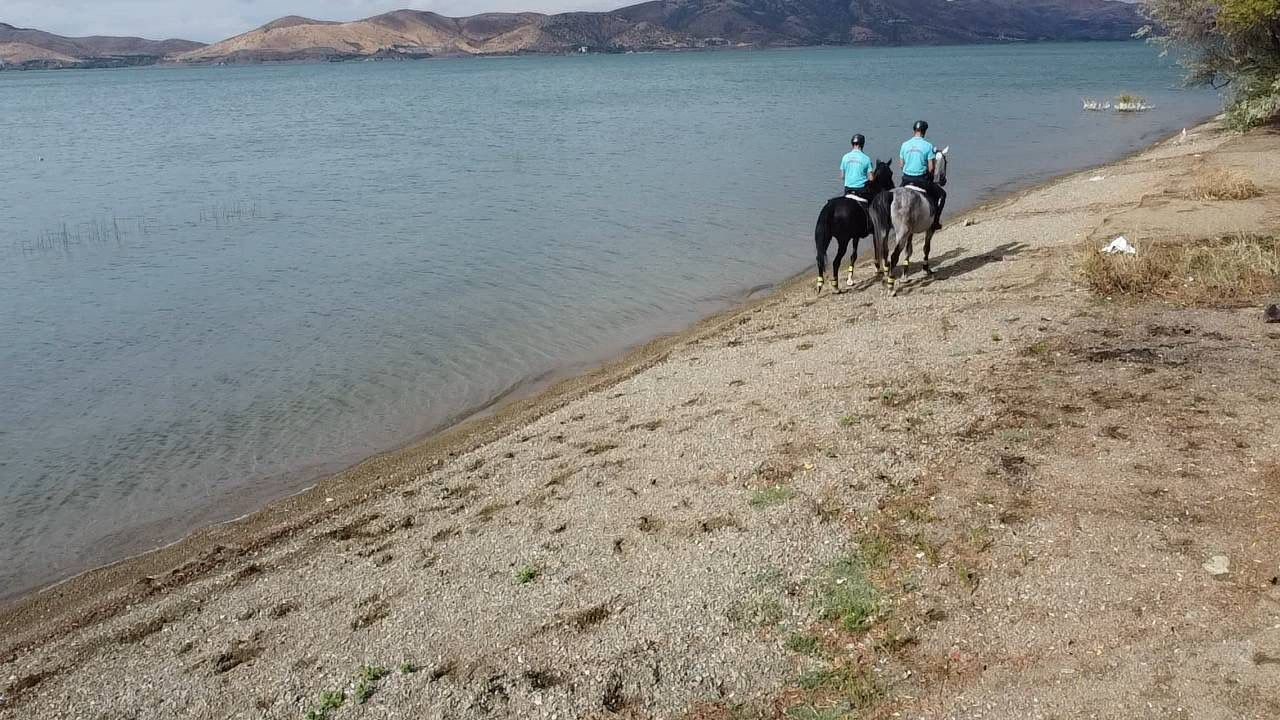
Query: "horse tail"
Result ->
[[867, 192, 895, 270], [868, 193, 890, 246], [815, 198, 835, 251]]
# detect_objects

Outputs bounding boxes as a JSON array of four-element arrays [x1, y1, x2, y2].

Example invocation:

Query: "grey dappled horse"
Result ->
[[871, 147, 949, 295]]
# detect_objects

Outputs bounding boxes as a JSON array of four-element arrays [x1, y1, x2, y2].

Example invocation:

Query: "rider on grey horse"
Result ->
[[899, 120, 947, 231], [840, 134, 877, 204]]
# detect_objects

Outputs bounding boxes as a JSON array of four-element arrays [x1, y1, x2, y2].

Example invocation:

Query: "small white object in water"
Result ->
[[1101, 236, 1137, 255]]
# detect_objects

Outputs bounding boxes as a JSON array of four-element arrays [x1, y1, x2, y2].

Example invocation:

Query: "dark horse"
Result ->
[[813, 159, 895, 294]]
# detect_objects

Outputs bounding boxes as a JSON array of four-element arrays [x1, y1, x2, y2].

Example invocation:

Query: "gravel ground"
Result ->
[[2, 120, 1278, 719]]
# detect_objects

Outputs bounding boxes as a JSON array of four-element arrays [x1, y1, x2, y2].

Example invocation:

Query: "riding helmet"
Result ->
[[913, 120, 929, 133], [851, 133, 865, 147]]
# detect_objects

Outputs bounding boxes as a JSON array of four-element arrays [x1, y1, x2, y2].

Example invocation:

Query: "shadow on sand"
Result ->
[[890, 242, 1029, 296], [813, 242, 1028, 300]]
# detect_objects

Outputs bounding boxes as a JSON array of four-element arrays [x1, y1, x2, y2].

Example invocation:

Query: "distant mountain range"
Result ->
[[2, 0, 1146, 69], [0, 23, 203, 69]]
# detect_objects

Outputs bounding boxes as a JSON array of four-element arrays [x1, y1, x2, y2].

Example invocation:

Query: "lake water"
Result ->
[[0, 43, 1218, 602]]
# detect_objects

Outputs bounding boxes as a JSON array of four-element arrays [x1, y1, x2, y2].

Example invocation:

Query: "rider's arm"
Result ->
[[928, 158, 936, 175]]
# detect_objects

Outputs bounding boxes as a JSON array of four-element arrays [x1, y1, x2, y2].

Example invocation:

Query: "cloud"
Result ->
[[4, 0, 624, 42]]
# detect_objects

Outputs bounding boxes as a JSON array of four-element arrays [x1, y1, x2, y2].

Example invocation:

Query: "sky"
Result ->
[[4, 0, 625, 42]]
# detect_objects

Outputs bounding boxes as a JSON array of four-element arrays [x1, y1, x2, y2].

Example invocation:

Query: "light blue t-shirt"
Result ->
[[840, 150, 873, 189], [900, 137, 936, 177]]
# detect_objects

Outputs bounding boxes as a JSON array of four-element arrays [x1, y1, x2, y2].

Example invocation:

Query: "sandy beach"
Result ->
[[3, 118, 1278, 719]]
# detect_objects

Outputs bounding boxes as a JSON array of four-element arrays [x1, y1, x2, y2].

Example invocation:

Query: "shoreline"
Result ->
[[4, 115, 1278, 718], [0, 115, 1215, 622], [0, 38, 1148, 73]]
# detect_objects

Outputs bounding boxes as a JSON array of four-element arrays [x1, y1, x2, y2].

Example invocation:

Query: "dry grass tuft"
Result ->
[[1186, 170, 1262, 202], [1079, 234, 1280, 306]]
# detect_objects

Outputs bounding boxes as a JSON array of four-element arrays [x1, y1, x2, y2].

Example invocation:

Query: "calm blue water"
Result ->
[[0, 43, 1218, 600]]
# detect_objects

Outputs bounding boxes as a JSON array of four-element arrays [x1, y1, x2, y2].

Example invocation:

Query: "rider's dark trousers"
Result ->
[[901, 174, 947, 220]]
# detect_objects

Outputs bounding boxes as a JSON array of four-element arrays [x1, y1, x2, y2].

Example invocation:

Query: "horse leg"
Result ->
[[815, 234, 831, 294], [903, 233, 914, 278], [872, 223, 888, 286], [887, 230, 908, 296], [845, 239, 858, 288], [922, 228, 936, 276], [832, 237, 849, 294]]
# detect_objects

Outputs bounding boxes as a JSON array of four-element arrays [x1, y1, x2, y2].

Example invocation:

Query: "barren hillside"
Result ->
[[176, 0, 1145, 64], [0, 22, 203, 69]]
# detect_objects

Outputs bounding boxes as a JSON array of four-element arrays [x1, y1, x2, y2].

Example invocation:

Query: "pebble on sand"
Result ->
[[1203, 555, 1230, 576]]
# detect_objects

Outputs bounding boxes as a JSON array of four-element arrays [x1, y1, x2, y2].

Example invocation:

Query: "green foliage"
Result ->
[[355, 665, 390, 704], [749, 485, 795, 508], [788, 664, 884, 718], [818, 555, 880, 633], [1226, 74, 1280, 130], [305, 690, 345, 720], [728, 594, 786, 627], [1142, 0, 1280, 128], [1219, 0, 1280, 32], [785, 632, 822, 655], [515, 565, 540, 584]]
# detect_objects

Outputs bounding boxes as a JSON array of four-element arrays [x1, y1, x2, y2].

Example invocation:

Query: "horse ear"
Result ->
[[939, 146, 950, 155]]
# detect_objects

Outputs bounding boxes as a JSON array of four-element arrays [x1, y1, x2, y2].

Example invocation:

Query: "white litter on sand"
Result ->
[[1101, 236, 1137, 255]]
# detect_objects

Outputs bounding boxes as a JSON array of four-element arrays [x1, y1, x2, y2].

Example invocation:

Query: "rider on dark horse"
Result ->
[[899, 120, 947, 231], [840, 133, 877, 204]]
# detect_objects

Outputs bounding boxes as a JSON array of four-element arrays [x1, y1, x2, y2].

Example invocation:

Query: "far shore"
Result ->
[[0, 37, 1147, 73]]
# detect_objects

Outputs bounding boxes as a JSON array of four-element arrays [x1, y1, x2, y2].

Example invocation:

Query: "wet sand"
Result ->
[[3, 118, 1279, 719]]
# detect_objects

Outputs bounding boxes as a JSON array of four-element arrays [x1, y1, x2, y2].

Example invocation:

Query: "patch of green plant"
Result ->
[[818, 555, 880, 633], [786, 704, 851, 720], [838, 414, 861, 427], [785, 632, 821, 656], [305, 690, 345, 720], [750, 485, 794, 509], [728, 594, 786, 627], [399, 661, 419, 675], [753, 566, 785, 586], [355, 665, 390, 704], [790, 664, 884, 717], [857, 533, 892, 570], [515, 565, 541, 584]]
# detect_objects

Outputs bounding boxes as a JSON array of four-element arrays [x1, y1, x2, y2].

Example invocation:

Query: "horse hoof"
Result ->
[[923, 265, 934, 276]]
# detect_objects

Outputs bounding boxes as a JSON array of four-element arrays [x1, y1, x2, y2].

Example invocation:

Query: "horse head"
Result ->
[[935, 146, 949, 187], [873, 159, 895, 193]]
